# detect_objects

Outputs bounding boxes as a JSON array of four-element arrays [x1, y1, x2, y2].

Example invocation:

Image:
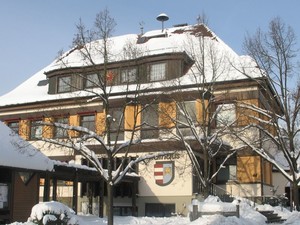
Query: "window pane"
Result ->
[[30, 120, 43, 139], [150, 63, 166, 81], [177, 101, 196, 136], [54, 117, 69, 138], [141, 104, 159, 139], [121, 68, 137, 83], [7, 121, 19, 134], [108, 107, 124, 141], [109, 108, 124, 131], [80, 115, 95, 131], [86, 73, 100, 88], [145, 203, 175, 217], [58, 76, 71, 93], [177, 101, 196, 123], [216, 104, 236, 126]]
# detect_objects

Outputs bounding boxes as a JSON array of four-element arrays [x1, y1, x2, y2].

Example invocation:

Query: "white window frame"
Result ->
[[149, 63, 166, 81]]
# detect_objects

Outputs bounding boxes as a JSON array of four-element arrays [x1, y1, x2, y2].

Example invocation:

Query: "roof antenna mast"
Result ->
[[156, 13, 169, 32]]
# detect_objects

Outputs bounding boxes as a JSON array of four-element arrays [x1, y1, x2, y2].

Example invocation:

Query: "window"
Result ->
[[141, 104, 159, 139], [80, 114, 95, 132], [108, 107, 124, 141], [30, 119, 43, 139], [121, 68, 137, 83], [177, 101, 196, 136], [217, 165, 237, 183], [57, 76, 71, 93], [145, 203, 175, 217], [85, 73, 100, 88], [149, 63, 166, 81], [54, 117, 69, 138], [216, 103, 236, 126], [7, 121, 19, 134]]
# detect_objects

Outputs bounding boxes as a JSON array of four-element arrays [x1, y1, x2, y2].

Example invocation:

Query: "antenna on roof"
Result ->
[[156, 13, 169, 32], [139, 21, 145, 35]]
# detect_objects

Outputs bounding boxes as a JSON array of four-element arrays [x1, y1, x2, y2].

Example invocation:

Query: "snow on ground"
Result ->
[[8, 196, 300, 225]]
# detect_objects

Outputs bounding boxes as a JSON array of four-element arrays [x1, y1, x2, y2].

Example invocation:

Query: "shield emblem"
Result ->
[[154, 161, 175, 186]]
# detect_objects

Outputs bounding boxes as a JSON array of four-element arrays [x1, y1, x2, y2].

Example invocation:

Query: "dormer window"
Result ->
[[121, 68, 137, 83], [57, 76, 71, 93], [149, 63, 166, 81], [85, 73, 100, 88]]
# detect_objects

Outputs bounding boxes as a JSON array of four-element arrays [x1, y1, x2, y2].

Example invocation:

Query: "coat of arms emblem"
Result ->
[[154, 161, 175, 186]]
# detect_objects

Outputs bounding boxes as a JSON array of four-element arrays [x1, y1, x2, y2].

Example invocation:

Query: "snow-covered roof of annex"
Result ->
[[0, 24, 261, 107], [0, 121, 54, 171]]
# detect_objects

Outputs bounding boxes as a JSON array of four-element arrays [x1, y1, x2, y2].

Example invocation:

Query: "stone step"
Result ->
[[257, 210, 286, 224]]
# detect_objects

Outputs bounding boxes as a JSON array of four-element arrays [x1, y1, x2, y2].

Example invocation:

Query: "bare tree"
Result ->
[[38, 9, 169, 225], [235, 17, 300, 210], [157, 23, 240, 198]]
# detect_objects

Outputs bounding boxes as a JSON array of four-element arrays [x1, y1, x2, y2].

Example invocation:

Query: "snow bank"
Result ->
[[7, 196, 300, 225], [27, 201, 79, 225]]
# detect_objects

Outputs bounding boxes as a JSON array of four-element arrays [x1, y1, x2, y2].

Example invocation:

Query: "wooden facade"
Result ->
[[0, 167, 40, 223]]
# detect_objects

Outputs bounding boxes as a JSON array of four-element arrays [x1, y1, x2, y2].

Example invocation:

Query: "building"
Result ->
[[0, 23, 281, 217], [0, 122, 53, 223]]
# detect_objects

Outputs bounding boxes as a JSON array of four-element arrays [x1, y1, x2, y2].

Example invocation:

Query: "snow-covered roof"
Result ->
[[0, 24, 261, 108], [0, 122, 54, 171]]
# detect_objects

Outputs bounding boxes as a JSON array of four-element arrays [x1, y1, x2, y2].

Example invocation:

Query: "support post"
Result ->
[[132, 180, 138, 216], [236, 205, 240, 218], [43, 173, 50, 202], [52, 178, 57, 201], [189, 204, 199, 221], [72, 172, 78, 213]]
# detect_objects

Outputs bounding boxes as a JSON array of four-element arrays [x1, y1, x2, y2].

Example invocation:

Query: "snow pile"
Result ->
[[27, 201, 79, 225], [189, 195, 266, 225], [189, 195, 237, 212], [8, 196, 300, 225]]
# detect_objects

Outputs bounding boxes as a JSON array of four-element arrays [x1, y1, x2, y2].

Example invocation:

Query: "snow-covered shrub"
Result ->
[[28, 201, 79, 225]]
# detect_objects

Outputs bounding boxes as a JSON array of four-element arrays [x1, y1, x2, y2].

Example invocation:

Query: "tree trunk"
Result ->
[[107, 181, 114, 225], [202, 182, 210, 199], [292, 181, 300, 211], [107, 153, 114, 225]]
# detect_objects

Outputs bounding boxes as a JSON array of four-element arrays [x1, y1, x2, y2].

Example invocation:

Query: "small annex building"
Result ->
[[0, 121, 54, 223]]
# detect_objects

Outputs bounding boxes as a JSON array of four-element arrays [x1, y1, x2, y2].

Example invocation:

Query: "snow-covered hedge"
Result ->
[[27, 201, 79, 225]]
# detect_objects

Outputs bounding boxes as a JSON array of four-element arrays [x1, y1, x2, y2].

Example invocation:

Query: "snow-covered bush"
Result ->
[[28, 201, 79, 225]]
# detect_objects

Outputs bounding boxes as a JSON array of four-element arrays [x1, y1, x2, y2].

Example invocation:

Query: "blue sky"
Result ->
[[0, 0, 299, 96]]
